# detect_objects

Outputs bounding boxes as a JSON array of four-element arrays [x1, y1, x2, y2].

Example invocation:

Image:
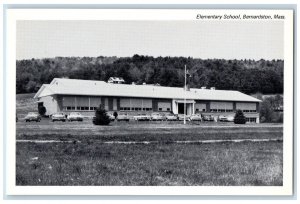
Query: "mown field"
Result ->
[[16, 93, 283, 186], [16, 120, 283, 186]]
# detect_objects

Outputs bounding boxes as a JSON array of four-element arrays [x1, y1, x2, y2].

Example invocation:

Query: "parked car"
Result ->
[[219, 115, 234, 122], [165, 113, 177, 121], [133, 113, 151, 121], [107, 112, 116, 121], [177, 114, 190, 121], [151, 113, 165, 121], [202, 115, 214, 121], [24, 112, 41, 122], [117, 113, 130, 121], [189, 114, 202, 121], [51, 112, 66, 122], [67, 112, 83, 122]]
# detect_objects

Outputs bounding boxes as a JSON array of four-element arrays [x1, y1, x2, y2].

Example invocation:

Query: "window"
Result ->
[[246, 117, 257, 123], [202, 109, 206, 112], [158, 108, 162, 111], [167, 108, 170, 111], [196, 109, 199, 112]]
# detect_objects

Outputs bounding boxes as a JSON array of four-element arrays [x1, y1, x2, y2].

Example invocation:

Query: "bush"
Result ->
[[93, 105, 110, 125], [38, 106, 46, 116], [234, 109, 246, 124]]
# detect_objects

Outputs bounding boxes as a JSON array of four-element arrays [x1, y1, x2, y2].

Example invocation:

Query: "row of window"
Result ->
[[120, 107, 153, 111], [64, 106, 98, 111], [210, 109, 233, 112], [158, 108, 171, 111], [246, 118, 257, 122], [209, 109, 256, 113], [195, 109, 206, 112], [64, 106, 257, 113], [242, 110, 257, 113]]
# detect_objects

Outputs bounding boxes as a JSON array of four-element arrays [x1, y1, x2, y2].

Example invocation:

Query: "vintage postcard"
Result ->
[[4, 8, 294, 196]]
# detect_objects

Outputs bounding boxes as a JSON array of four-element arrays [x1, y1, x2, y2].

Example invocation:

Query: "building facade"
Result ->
[[34, 78, 261, 123]]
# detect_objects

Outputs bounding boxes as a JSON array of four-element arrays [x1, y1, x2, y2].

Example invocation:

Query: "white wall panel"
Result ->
[[62, 96, 75, 106], [90, 97, 101, 107], [120, 99, 131, 107], [195, 103, 206, 111], [158, 102, 171, 111], [236, 102, 256, 110], [142, 99, 152, 108], [210, 102, 233, 109], [76, 96, 89, 106]]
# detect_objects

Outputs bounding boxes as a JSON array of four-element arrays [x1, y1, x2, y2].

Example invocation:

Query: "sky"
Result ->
[[16, 20, 284, 60]]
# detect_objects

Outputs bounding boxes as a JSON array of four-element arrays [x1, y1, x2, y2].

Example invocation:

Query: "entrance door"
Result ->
[[178, 103, 184, 114]]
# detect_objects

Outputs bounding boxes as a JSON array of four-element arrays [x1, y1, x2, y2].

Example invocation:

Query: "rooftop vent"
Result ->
[[201, 86, 206, 89], [210, 87, 216, 90], [142, 82, 146, 85]]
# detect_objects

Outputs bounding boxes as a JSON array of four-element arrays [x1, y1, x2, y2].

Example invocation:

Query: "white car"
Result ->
[[219, 115, 234, 122], [51, 112, 66, 122], [107, 113, 116, 121], [24, 112, 41, 122], [189, 114, 202, 121], [67, 112, 83, 122], [177, 114, 190, 121], [133, 114, 151, 121], [117, 113, 130, 121], [165, 113, 177, 121], [151, 113, 165, 121]]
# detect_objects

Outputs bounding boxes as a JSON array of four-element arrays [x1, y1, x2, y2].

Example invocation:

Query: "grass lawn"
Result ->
[[16, 123, 283, 186]]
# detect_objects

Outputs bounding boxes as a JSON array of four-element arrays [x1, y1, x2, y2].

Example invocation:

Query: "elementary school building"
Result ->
[[34, 78, 261, 123]]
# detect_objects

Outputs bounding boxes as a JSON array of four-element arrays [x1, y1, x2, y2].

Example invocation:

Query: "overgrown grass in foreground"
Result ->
[[16, 140, 282, 186]]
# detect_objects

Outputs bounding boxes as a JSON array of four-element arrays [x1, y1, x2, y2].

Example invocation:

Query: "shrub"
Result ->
[[234, 109, 246, 124], [93, 105, 110, 125], [38, 106, 46, 116]]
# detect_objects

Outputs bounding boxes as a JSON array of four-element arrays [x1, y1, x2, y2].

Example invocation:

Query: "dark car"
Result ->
[[24, 112, 41, 122]]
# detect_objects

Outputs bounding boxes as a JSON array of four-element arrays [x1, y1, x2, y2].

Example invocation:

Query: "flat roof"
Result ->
[[34, 78, 261, 102]]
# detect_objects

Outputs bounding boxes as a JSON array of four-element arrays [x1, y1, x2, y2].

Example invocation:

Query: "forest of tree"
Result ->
[[16, 55, 283, 95]]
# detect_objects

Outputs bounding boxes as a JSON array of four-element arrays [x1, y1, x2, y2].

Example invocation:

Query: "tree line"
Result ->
[[16, 55, 283, 94]]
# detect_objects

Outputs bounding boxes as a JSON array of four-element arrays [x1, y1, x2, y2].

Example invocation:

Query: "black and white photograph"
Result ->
[[4, 8, 294, 196]]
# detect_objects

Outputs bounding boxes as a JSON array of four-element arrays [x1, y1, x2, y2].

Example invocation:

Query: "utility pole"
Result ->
[[184, 65, 186, 125]]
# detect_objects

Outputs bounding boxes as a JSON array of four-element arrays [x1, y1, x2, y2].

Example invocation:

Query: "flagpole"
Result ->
[[184, 65, 186, 125]]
